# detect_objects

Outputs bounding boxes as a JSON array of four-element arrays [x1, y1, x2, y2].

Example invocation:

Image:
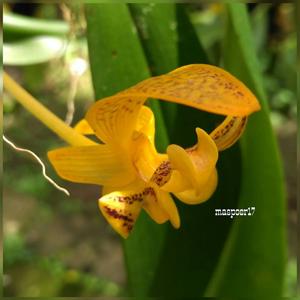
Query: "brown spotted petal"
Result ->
[[122, 64, 260, 117], [142, 187, 169, 224], [86, 64, 260, 150], [210, 116, 248, 151], [98, 187, 145, 238]]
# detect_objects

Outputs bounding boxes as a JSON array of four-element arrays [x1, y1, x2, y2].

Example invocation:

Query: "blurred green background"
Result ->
[[2, 2, 297, 297]]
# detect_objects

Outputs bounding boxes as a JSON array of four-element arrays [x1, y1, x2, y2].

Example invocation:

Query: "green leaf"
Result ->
[[85, 3, 168, 148], [205, 3, 286, 297], [139, 5, 242, 297], [129, 4, 212, 140], [85, 3, 169, 296], [86, 3, 243, 297], [129, 3, 178, 75], [170, 4, 213, 143], [129, 3, 178, 131], [250, 4, 271, 54], [3, 36, 66, 66]]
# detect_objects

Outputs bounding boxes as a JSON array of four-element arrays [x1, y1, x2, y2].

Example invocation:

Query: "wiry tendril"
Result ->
[[3, 135, 70, 196]]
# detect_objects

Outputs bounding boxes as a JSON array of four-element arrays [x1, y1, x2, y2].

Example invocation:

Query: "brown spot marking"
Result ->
[[143, 187, 155, 196], [114, 193, 143, 204], [104, 206, 134, 223], [111, 50, 117, 58], [151, 160, 172, 187], [212, 117, 237, 141]]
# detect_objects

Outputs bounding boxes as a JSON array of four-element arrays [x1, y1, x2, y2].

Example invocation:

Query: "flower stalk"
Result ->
[[3, 71, 94, 147]]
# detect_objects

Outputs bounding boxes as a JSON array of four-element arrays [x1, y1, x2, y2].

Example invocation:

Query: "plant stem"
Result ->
[[3, 72, 95, 146]]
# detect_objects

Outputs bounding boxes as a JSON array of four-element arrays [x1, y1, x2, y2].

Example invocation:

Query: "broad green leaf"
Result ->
[[175, 4, 210, 67], [144, 5, 242, 296], [129, 3, 178, 75], [85, 3, 168, 150], [85, 3, 169, 296], [85, 3, 279, 297], [129, 3, 178, 131], [205, 3, 286, 297], [250, 4, 271, 54], [170, 4, 213, 143], [3, 36, 66, 66], [129, 4, 242, 297]]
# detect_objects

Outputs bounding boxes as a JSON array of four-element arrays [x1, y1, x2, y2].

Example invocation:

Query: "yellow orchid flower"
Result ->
[[46, 64, 260, 238], [3, 64, 260, 238]]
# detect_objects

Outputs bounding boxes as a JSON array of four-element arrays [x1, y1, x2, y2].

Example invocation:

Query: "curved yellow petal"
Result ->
[[210, 116, 247, 151], [85, 64, 259, 147], [131, 106, 162, 181], [167, 144, 198, 189], [123, 64, 260, 117], [98, 188, 144, 238], [160, 169, 191, 193], [150, 128, 218, 197], [74, 119, 95, 135], [154, 188, 180, 229], [135, 105, 155, 142], [166, 128, 218, 195], [186, 128, 218, 193], [143, 187, 169, 224], [102, 177, 146, 196], [174, 168, 218, 204], [48, 144, 136, 187], [133, 133, 168, 182], [85, 95, 147, 147], [131, 106, 159, 181], [103, 180, 168, 226]]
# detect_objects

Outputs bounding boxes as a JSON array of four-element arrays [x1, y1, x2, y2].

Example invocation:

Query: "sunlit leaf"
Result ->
[[139, 5, 242, 296], [86, 2, 286, 297], [85, 3, 169, 296], [130, 3, 178, 131], [205, 4, 286, 297]]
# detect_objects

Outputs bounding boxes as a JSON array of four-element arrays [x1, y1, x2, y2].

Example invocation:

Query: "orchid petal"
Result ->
[[143, 187, 169, 224], [48, 144, 135, 187], [123, 64, 260, 116], [167, 144, 198, 189], [103, 181, 169, 226], [186, 128, 218, 194], [160, 169, 191, 193], [86, 64, 260, 148], [132, 106, 169, 182], [166, 128, 218, 202], [82, 104, 154, 141], [174, 169, 218, 205], [210, 116, 247, 151], [153, 187, 180, 229], [133, 133, 167, 182], [74, 119, 95, 135], [85, 95, 146, 147], [135, 105, 155, 142], [98, 188, 144, 238]]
